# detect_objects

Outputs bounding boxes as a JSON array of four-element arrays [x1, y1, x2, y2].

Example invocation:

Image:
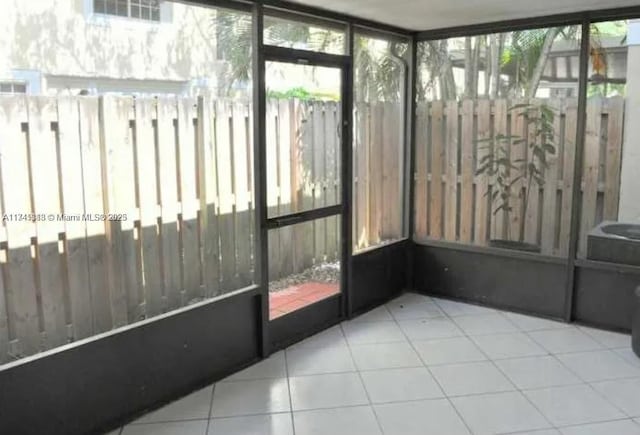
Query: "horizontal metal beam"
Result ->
[[352, 25, 411, 44], [263, 44, 350, 67], [575, 258, 640, 276], [264, 5, 347, 30], [183, 0, 253, 13], [265, 205, 343, 229], [589, 5, 640, 23], [413, 238, 568, 266]]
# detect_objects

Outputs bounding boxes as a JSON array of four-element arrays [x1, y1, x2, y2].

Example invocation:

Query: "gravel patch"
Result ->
[[270, 262, 340, 292]]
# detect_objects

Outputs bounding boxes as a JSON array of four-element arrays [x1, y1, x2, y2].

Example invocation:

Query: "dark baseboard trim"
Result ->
[[412, 243, 568, 319]]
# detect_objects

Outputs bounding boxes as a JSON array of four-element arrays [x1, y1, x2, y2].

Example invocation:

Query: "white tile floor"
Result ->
[[108, 293, 640, 435]]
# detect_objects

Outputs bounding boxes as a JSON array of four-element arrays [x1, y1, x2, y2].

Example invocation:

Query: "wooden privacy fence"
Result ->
[[265, 100, 341, 279], [414, 97, 625, 257], [0, 95, 404, 364], [0, 95, 256, 363], [353, 102, 405, 250]]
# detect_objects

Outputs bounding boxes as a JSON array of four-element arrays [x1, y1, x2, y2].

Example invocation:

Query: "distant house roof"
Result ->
[[448, 36, 627, 85]]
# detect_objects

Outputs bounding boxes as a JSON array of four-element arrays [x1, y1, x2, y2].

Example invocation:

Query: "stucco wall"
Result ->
[[0, 0, 226, 94]]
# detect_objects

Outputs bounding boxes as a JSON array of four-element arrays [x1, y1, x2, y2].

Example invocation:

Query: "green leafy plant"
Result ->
[[267, 86, 339, 101], [476, 103, 556, 243]]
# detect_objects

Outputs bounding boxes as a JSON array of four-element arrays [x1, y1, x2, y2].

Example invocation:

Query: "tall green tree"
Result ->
[[354, 36, 408, 103], [214, 9, 408, 101], [213, 11, 344, 97], [212, 10, 252, 97]]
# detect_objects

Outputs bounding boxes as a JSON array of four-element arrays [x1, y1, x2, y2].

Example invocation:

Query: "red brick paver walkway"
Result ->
[[269, 282, 340, 319]]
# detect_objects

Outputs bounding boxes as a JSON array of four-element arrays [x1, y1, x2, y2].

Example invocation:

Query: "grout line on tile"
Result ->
[[583, 379, 635, 418], [392, 295, 475, 435], [440, 299, 634, 430], [209, 411, 293, 421], [554, 416, 639, 430], [125, 292, 636, 434], [283, 346, 296, 435], [204, 383, 217, 434], [127, 418, 209, 426], [293, 401, 384, 415], [339, 321, 385, 435], [219, 375, 289, 383], [428, 294, 559, 432]]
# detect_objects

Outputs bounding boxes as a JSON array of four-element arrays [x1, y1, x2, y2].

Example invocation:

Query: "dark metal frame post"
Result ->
[[563, 16, 591, 322], [252, 1, 270, 357], [406, 34, 418, 290], [344, 23, 355, 318]]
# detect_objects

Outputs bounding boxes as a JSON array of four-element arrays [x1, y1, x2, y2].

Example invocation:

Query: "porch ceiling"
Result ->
[[287, 0, 640, 32]]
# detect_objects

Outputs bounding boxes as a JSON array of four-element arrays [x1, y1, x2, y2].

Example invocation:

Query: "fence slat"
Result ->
[[134, 98, 162, 316], [312, 101, 326, 261], [297, 102, 314, 271], [277, 100, 293, 277], [524, 100, 540, 244], [579, 98, 602, 257], [28, 97, 67, 348], [290, 100, 304, 273], [0, 96, 40, 357], [521, 99, 544, 245], [509, 100, 526, 241], [380, 103, 392, 239], [429, 101, 444, 239], [324, 102, 339, 261], [540, 99, 562, 254], [444, 101, 458, 241], [266, 100, 281, 278], [392, 103, 402, 239], [215, 101, 237, 291], [559, 99, 578, 255], [57, 97, 92, 340], [78, 98, 109, 334], [233, 102, 252, 286], [370, 104, 384, 244], [414, 104, 428, 239], [474, 100, 490, 245], [491, 99, 508, 240], [382, 103, 391, 239], [353, 104, 362, 248], [603, 97, 624, 220], [100, 96, 136, 327], [177, 98, 202, 302], [197, 97, 221, 297], [355, 103, 370, 248], [460, 100, 474, 243], [364, 103, 373, 247], [156, 97, 181, 310]]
